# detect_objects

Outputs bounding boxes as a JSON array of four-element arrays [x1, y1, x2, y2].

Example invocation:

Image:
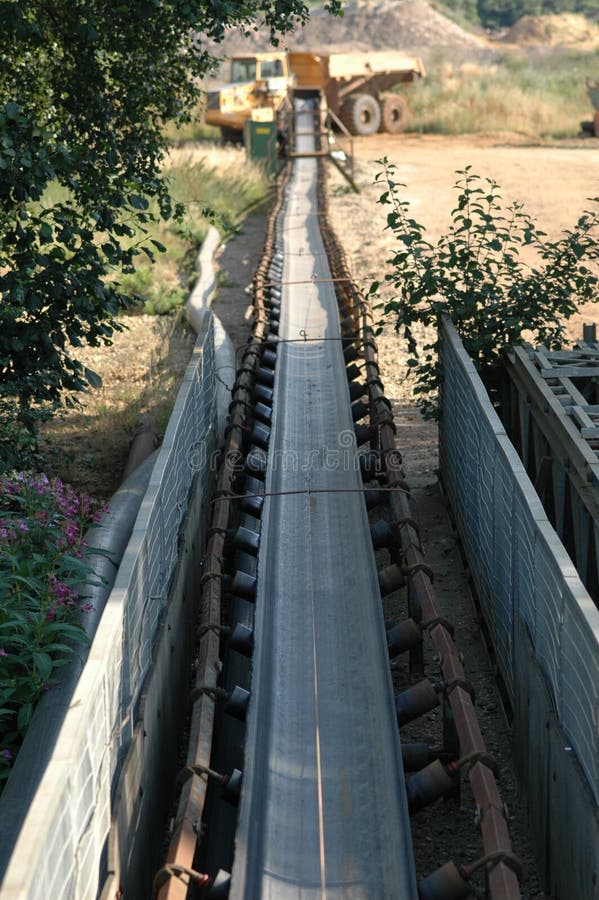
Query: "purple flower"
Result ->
[[45, 606, 56, 622], [62, 519, 79, 544], [1, 749, 12, 761], [0, 648, 7, 657], [49, 576, 77, 606]]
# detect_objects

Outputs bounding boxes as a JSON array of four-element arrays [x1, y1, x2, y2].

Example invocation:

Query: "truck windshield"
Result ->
[[230, 59, 256, 83], [259, 59, 284, 78]]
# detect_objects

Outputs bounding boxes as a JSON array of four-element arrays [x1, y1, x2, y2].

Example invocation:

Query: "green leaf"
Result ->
[[4, 101, 20, 120], [128, 194, 149, 211], [84, 367, 103, 389], [17, 702, 33, 732], [32, 651, 52, 682]]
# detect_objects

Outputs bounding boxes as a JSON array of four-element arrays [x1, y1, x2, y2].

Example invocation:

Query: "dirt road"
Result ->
[[328, 132, 599, 343]]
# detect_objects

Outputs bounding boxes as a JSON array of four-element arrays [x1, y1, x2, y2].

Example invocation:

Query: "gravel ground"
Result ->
[[212, 0, 489, 58]]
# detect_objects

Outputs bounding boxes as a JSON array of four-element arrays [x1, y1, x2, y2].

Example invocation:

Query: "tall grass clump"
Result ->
[[409, 48, 599, 138], [162, 104, 220, 145], [120, 146, 271, 315]]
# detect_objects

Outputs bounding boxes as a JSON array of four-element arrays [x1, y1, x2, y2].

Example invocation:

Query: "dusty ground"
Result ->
[[328, 132, 599, 338], [39, 314, 196, 500]]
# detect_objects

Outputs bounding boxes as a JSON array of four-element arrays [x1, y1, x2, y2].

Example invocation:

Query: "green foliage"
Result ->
[[0, 402, 40, 474], [370, 159, 599, 415], [0, 473, 104, 784], [436, 0, 599, 27], [434, 0, 479, 26], [0, 0, 339, 440], [476, 0, 543, 28], [0, 100, 130, 433], [162, 116, 221, 146]]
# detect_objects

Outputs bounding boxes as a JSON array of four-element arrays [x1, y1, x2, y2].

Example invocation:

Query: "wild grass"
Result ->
[[162, 108, 220, 145], [41, 140, 270, 315], [39, 314, 197, 499], [104, 144, 270, 314], [36, 140, 270, 496], [408, 47, 599, 138], [121, 145, 270, 314]]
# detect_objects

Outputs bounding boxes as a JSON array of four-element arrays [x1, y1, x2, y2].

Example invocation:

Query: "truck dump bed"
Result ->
[[289, 50, 425, 86]]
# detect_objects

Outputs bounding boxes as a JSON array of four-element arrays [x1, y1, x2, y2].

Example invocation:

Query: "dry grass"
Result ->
[[409, 47, 599, 138], [39, 314, 196, 500], [119, 142, 271, 314]]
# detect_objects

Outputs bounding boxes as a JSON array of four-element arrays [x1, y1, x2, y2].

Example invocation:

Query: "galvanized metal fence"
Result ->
[[439, 317, 599, 898], [2, 317, 218, 900]]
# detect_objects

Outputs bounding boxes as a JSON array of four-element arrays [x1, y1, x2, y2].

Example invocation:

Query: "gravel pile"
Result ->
[[504, 12, 599, 47], [210, 0, 486, 59]]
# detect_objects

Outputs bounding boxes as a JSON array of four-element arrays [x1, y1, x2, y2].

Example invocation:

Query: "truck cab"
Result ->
[[205, 48, 425, 141], [206, 52, 291, 140]]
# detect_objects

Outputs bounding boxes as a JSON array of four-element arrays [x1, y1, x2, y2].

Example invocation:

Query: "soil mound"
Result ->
[[211, 0, 485, 58], [504, 13, 599, 47]]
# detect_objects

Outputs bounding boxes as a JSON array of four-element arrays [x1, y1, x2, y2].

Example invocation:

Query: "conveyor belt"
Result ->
[[230, 100, 417, 899]]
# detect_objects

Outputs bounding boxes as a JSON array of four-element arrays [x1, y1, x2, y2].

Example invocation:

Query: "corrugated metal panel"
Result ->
[[439, 315, 599, 809]]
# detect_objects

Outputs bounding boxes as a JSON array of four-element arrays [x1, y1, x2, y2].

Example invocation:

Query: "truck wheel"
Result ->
[[220, 126, 243, 144], [340, 94, 381, 136], [379, 94, 409, 134]]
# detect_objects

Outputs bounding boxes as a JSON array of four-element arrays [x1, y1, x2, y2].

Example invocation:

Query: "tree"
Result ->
[[475, 0, 599, 27], [476, 0, 543, 28], [0, 0, 340, 466]]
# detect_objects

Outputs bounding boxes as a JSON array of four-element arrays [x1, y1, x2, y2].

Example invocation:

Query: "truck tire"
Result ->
[[340, 94, 381, 136], [220, 126, 243, 144], [379, 94, 409, 134]]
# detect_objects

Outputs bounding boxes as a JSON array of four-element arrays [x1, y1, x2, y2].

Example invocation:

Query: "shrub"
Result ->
[[0, 473, 105, 786], [370, 158, 599, 415]]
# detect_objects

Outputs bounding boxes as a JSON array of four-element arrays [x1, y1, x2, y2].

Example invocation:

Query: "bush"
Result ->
[[370, 158, 599, 415], [0, 473, 105, 786]]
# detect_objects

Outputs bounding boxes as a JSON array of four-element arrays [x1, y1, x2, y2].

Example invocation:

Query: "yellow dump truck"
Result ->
[[206, 50, 425, 139]]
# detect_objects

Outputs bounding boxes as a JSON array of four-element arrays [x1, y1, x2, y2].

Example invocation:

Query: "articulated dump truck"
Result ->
[[206, 50, 425, 139]]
